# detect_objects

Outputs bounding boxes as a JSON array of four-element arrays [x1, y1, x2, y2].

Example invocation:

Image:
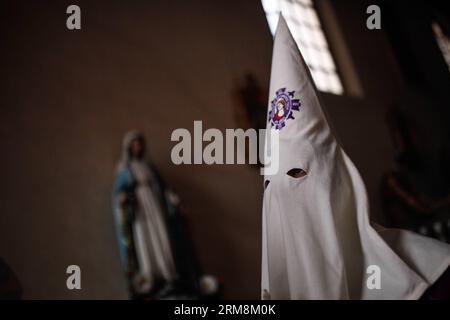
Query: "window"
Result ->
[[432, 21, 450, 71], [261, 0, 344, 95]]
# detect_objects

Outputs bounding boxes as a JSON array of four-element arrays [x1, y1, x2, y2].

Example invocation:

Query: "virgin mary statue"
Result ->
[[113, 130, 177, 297]]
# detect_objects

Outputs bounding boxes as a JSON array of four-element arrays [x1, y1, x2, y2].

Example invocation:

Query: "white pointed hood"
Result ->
[[261, 15, 450, 300]]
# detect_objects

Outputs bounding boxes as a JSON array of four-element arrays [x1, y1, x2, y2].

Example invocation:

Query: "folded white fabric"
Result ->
[[261, 15, 450, 300]]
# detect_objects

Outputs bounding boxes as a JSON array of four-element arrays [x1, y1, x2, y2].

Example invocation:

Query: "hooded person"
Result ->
[[261, 16, 450, 300], [113, 130, 177, 296]]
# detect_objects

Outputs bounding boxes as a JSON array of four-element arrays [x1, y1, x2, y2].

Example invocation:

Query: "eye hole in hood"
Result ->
[[264, 180, 270, 189], [286, 168, 307, 179]]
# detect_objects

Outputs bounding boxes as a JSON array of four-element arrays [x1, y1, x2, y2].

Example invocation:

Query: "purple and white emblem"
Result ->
[[268, 88, 301, 130]]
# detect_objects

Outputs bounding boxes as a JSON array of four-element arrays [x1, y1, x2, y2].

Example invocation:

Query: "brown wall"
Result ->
[[0, 0, 409, 299]]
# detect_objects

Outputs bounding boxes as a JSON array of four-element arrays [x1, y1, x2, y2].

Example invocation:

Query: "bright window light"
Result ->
[[261, 0, 344, 95]]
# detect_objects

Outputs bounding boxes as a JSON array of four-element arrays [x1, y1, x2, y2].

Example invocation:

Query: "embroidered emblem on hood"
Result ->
[[268, 87, 301, 130]]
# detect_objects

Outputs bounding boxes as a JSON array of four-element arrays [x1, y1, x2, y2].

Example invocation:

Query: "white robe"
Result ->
[[261, 16, 450, 300], [130, 160, 177, 286]]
